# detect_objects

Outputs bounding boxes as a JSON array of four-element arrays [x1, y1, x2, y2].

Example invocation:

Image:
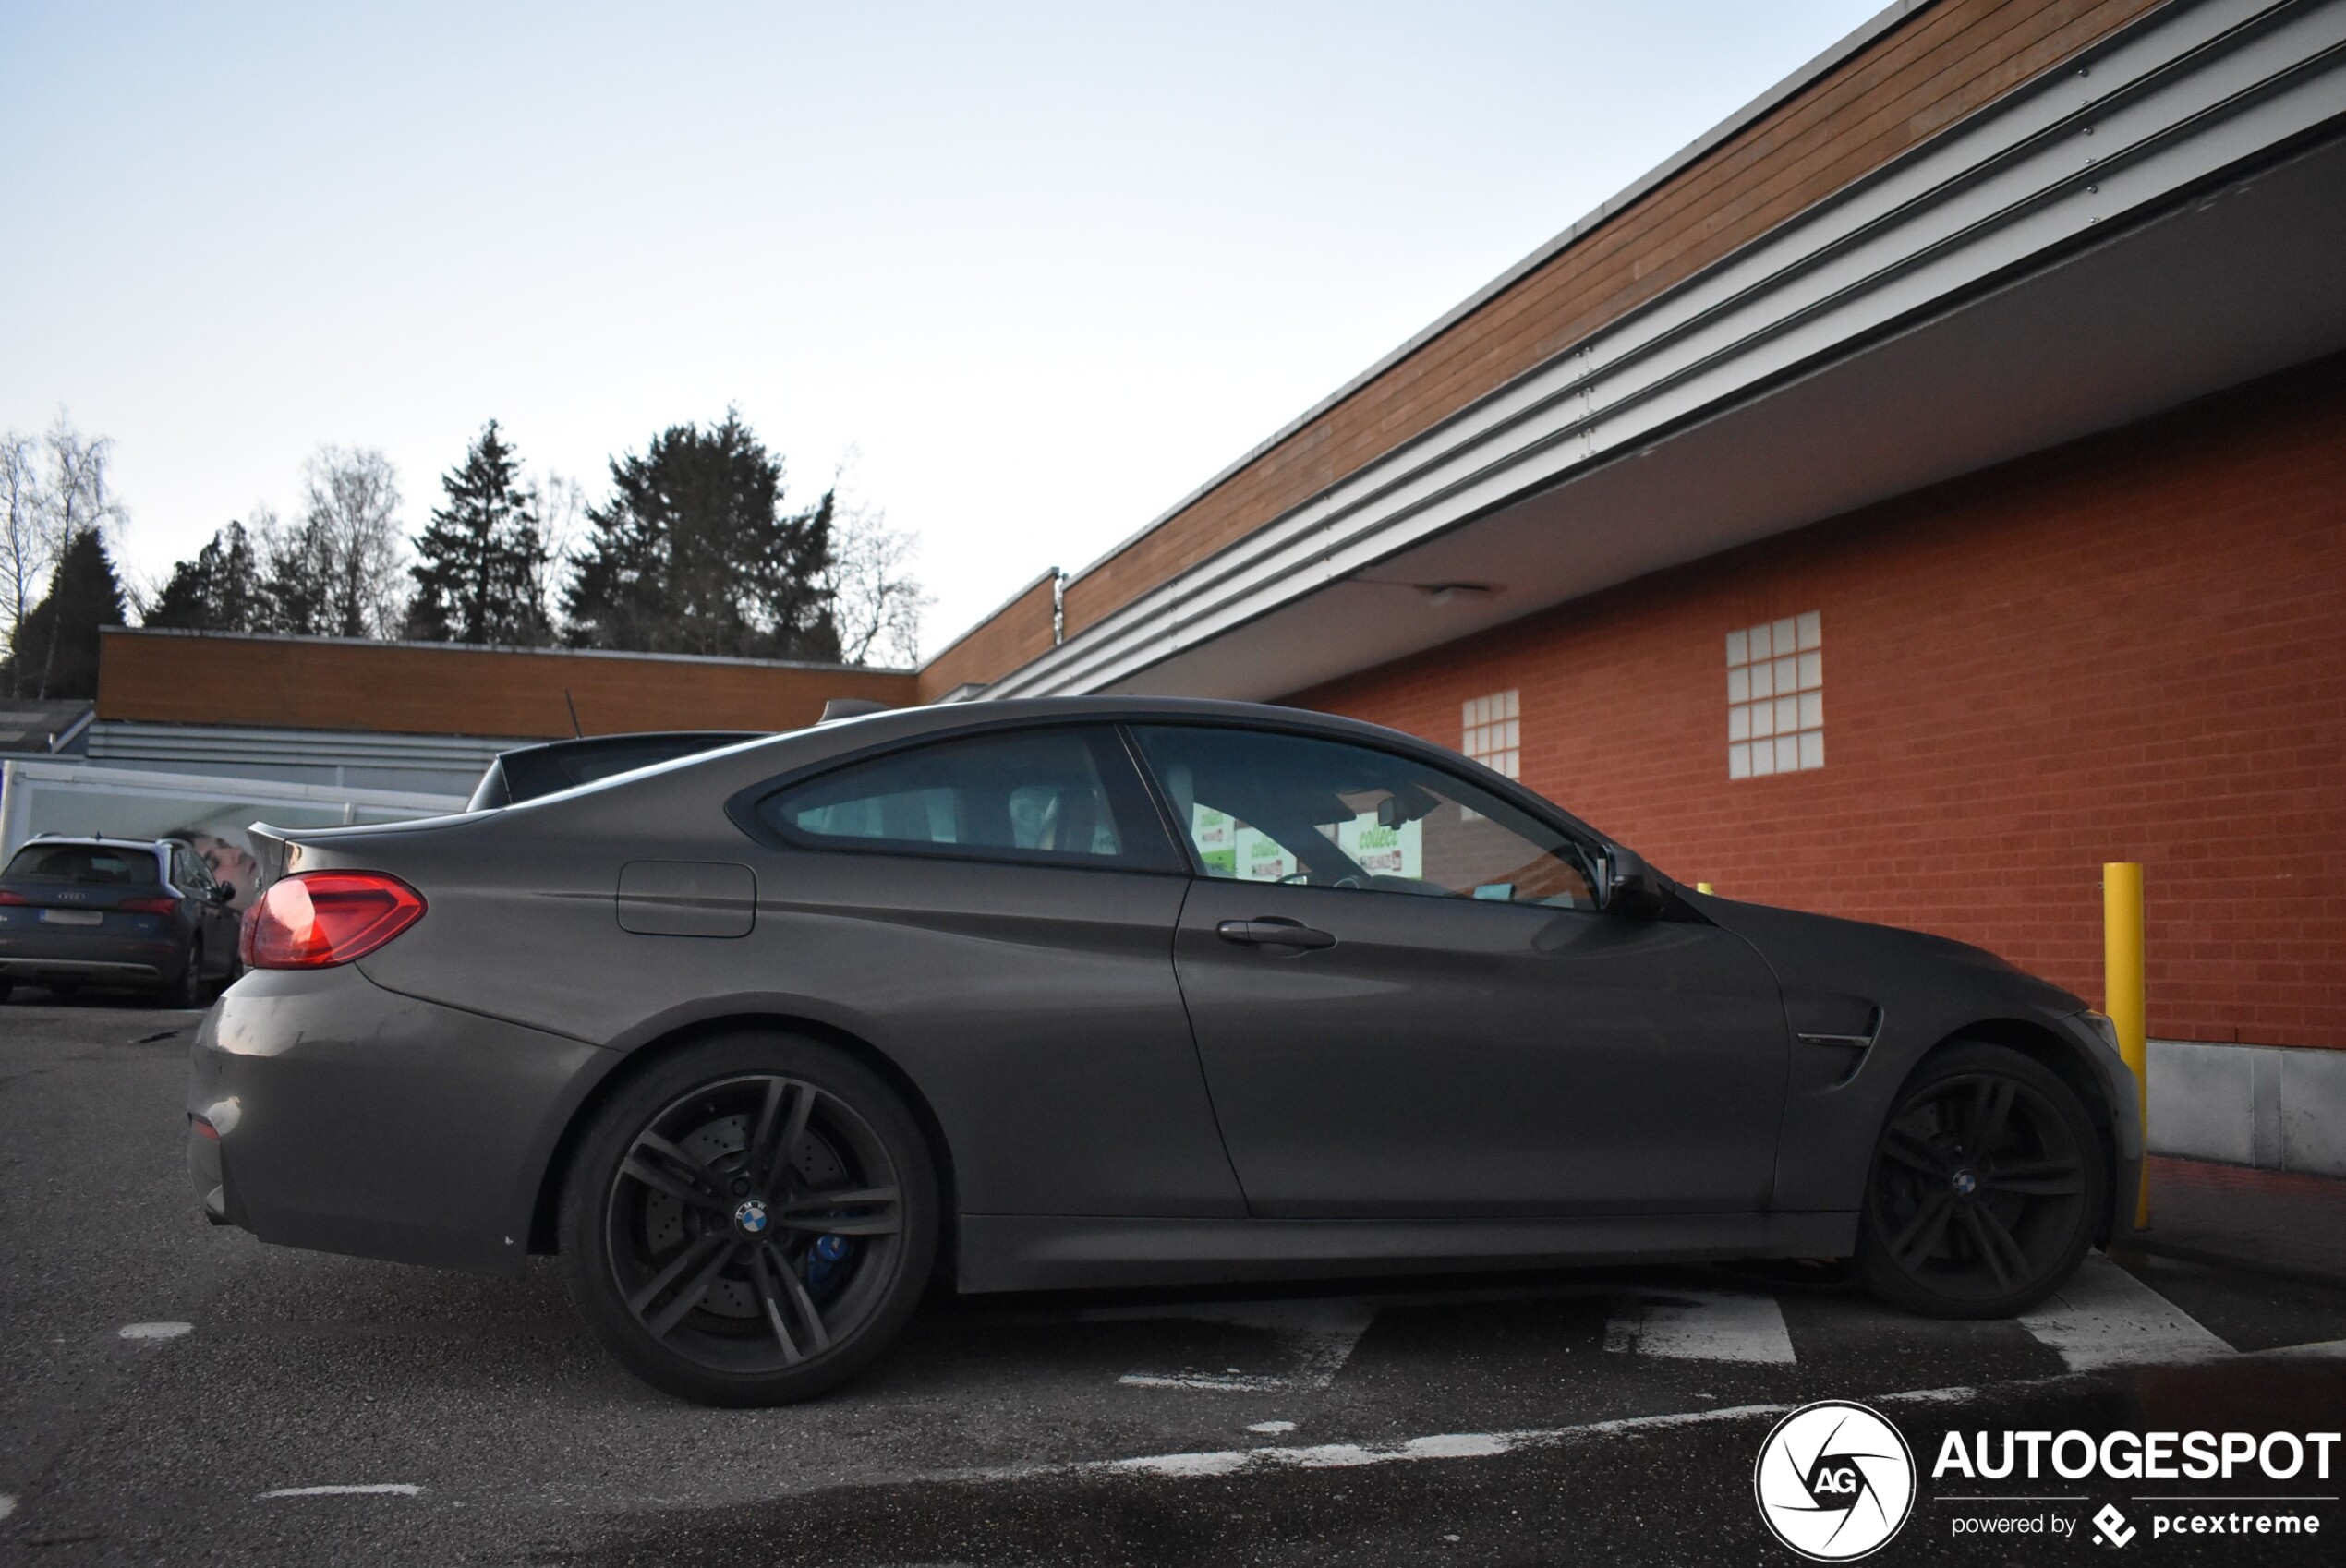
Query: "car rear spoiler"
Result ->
[[246, 822, 295, 895]]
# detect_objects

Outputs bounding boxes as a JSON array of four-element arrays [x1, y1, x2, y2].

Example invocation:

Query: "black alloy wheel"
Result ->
[[559, 1033, 937, 1406], [1856, 1043, 2106, 1318]]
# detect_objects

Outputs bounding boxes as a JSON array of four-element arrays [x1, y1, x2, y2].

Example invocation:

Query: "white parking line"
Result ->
[[2018, 1255, 2230, 1370], [947, 1384, 1979, 1489], [1603, 1291, 1796, 1364], [1086, 1402, 1794, 1478], [118, 1321, 193, 1342], [257, 1484, 423, 1500], [0, 1493, 13, 1521], [1119, 1299, 1378, 1393]]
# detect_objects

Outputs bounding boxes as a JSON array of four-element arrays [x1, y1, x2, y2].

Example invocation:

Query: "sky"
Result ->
[[2, 1, 1888, 661]]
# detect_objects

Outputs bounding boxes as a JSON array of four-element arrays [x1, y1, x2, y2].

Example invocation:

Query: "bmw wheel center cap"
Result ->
[[732, 1198, 769, 1236]]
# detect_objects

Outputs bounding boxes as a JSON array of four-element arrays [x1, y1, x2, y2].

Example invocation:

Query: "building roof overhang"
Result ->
[[978, 0, 2346, 702]]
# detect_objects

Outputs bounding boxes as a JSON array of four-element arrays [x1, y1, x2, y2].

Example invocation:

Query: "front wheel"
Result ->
[[558, 1032, 938, 1406], [1856, 1043, 2106, 1318]]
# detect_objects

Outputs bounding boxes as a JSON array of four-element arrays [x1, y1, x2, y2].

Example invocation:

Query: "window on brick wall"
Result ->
[[1727, 612, 1822, 779], [1463, 690, 1519, 778]]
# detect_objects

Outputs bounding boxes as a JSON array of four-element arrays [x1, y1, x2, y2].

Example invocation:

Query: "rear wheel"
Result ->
[[558, 1032, 938, 1406], [1856, 1043, 2105, 1318], [170, 941, 207, 1007]]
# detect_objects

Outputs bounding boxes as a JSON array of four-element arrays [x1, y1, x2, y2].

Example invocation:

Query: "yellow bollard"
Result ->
[[2103, 862, 2149, 1229]]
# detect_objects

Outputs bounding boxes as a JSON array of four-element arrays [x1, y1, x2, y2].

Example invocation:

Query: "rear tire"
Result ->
[[558, 1031, 938, 1406], [1856, 1042, 2105, 1318], [171, 942, 207, 1007]]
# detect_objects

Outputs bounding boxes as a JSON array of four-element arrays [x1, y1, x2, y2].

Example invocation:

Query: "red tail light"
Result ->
[[0, 889, 27, 904], [122, 896, 180, 915], [240, 872, 426, 969]]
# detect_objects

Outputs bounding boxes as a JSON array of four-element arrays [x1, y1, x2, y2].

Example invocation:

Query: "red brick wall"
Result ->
[[1288, 355, 2346, 1050]]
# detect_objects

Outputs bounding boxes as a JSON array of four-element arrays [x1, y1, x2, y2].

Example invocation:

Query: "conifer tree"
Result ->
[[565, 412, 838, 659], [0, 528, 127, 698], [406, 421, 551, 645], [147, 520, 266, 633]]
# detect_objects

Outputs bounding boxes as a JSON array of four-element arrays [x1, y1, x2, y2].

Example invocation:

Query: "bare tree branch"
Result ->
[[297, 445, 408, 638], [2, 416, 130, 672], [822, 501, 930, 667]]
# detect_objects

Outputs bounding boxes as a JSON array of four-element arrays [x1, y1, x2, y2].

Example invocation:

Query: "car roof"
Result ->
[[811, 694, 1389, 739]]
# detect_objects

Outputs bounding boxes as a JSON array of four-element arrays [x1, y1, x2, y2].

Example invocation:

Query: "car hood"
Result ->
[[1688, 891, 2089, 1021]]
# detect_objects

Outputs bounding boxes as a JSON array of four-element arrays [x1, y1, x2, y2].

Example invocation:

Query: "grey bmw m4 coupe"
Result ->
[[188, 698, 2138, 1405]]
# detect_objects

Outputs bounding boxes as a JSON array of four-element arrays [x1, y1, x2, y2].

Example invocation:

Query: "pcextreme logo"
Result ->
[[1754, 1401, 1917, 1561]]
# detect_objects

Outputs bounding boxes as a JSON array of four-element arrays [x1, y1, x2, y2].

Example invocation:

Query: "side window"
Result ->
[[756, 727, 1179, 871], [171, 846, 206, 890], [1129, 725, 1599, 909]]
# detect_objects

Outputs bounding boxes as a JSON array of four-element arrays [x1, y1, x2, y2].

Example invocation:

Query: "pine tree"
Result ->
[[0, 528, 127, 698], [146, 521, 266, 632], [564, 412, 839, 659], [405, 421, 551, 645], [258, 513, 334, 635]]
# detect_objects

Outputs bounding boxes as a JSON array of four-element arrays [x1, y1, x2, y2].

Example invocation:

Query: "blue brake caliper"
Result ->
[[802, 1233, 853, 1297]]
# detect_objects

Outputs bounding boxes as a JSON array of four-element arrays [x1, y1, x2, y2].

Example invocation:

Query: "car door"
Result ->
[[172, 843, 236, 976], [1128, 722, 1789, 1219], [739, 722, 1245, 1219]]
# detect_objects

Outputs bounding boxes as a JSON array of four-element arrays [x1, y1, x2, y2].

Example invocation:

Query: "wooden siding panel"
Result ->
[[913, 573, 1061, 701], [97, 632, 918, 740]]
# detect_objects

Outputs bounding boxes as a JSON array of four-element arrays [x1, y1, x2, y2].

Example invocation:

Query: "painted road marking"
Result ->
[[117, 1321, 193, 1342], [957, 1385, 1977, 1486], [2018, 1255, 2229, 1370], [1603, 1290, 1796, 1364], [1119, 1299, 1377, 1393], [0, 1494, 13, 1522], [1076, 1403, 1794, 1479], [257, 1484, 423, 1500], [1247, 1420, 1298, 1434]]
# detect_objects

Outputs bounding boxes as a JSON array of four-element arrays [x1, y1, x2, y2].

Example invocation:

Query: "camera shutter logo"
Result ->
[[1752, 1400, 1916, 1561]]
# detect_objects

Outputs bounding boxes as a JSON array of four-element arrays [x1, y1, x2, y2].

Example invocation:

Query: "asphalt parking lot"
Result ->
[[4, 997, 2343, 1566]]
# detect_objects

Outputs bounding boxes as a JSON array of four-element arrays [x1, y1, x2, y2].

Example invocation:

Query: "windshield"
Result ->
[[4, 844, 161, 884]]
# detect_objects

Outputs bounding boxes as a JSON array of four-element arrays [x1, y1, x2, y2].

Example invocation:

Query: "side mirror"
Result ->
[[1601, 843, 1664, 916], [208, 884, 236, 905]]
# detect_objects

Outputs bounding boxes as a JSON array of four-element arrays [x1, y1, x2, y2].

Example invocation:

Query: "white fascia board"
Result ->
[[987, 0, 2346, 700], [87, 721, 533, 767], [1, 757, 467, 814]]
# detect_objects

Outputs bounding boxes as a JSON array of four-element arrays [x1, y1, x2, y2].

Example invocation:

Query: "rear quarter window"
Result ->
[[754, 727, 1181, 872]]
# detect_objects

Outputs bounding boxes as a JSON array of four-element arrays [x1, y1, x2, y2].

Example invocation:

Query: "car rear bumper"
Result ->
[[188, 964, 617, 1274], [2, 955, 172, 983], [1, 930, 186, 984]]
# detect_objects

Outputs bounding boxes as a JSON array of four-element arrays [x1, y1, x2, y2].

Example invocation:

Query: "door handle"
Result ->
[[1215, 917, 1336, 950]]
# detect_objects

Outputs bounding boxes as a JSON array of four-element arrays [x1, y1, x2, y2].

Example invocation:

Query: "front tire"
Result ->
[[1856, 1042, 2106, 1319], [558, 1032, 938, 1406]]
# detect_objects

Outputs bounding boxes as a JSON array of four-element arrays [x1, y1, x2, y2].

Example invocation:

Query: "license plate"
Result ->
[[38, 909, 103, 926]]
